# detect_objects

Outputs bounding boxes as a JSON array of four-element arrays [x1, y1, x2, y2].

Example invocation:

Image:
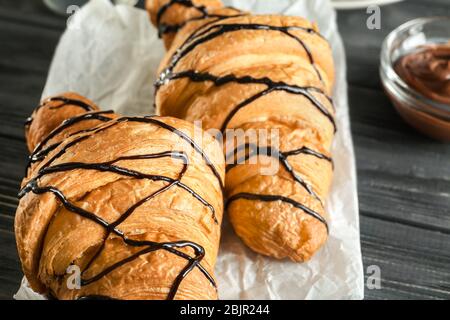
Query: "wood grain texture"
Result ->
[[338, 0, 450, 300], [0, 0, 449, 300]]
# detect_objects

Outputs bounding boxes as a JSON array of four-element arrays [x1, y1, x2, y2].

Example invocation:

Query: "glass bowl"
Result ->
[[380, 16, 450, 141]]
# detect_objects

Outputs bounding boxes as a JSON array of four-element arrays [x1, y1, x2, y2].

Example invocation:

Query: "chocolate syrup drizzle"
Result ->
[[20, 115, 224, 300], [225, 143, 331, 231], [155, 6, 335, 231], [156, 21, 327, 86], [26, 110, 115, 174], [162, 70, 335, 133], [156, 0, 243, 37], [25, 96, 96, 127], [157, 0, 208, 26], [226, 143, 332, 203], [226, 193, 328, 232], [155, 21, 334, 131]]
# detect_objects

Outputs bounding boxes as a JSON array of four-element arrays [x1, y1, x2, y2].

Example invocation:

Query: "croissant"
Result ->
[[147, 0, 336, 261], [15, 93, 225, 300]]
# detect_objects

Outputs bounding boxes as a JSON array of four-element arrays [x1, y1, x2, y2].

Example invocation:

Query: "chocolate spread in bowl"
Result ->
[[391, 43, 450, 141], [395, 43, 450, 105]]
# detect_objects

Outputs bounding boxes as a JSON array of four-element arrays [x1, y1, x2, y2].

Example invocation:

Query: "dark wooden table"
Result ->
[[1, 0, 449, 300]]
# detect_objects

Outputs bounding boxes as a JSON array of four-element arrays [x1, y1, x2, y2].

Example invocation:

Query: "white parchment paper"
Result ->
[[15, 0, 364, 300]]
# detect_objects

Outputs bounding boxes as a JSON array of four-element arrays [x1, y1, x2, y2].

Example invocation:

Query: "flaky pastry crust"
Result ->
[[16, 93, 225, 299], [147, 0, 335, 261]]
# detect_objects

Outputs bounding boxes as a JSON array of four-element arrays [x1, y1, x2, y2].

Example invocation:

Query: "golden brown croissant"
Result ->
[[25, 92, 101, 153], [16, 93, 225, 299], [147, 0, 336, 262]]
